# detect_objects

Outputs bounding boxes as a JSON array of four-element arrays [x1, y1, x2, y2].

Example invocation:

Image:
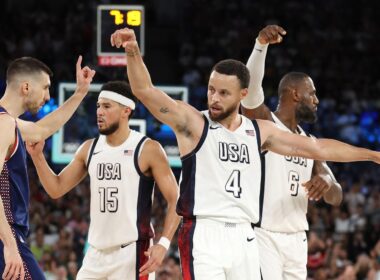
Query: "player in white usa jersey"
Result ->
[[111, 27, 380, 280], [241, 25, 343, 279], [27, 81, 180, 280]]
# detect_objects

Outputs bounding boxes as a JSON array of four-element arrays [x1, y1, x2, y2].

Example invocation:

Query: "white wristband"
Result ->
[[158, 237, 171, 250]]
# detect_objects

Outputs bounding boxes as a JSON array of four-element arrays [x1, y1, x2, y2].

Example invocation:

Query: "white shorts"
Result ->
[[255, 227, 307, 280], [178, 218, 261, 280], [77, 240, 154, 280]]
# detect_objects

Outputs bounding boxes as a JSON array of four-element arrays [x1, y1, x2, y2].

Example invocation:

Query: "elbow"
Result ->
[[47, 191, 63, 200]]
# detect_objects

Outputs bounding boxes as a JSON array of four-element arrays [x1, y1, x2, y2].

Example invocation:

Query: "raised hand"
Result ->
[[258, 25, 286, 45], [110, 28, 139, 53], [75, 55, 96, 94]]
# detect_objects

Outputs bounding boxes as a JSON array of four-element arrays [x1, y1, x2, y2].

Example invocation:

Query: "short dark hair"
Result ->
[[100, 81, 138, 119], [278, 72, 310, 97], [212, 59, 250, 89], [6, 57, 53, 84]]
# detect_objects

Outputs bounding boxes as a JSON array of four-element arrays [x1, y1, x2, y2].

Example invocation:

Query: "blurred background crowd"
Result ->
[[1, 0, 380, 279]]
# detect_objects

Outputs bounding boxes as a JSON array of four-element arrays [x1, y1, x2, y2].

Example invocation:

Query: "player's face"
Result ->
[[24, 72, 50, 114], [207, 71, 245, 122], [295, 77, 319, 123], [97, 98, 123, 135]]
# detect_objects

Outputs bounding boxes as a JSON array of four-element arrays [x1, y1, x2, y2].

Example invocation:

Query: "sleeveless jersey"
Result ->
[[177, 111, 265, 224], [259, 112, 314, 232], [0, 107, 30, 237], [87, 130, 155, 250]]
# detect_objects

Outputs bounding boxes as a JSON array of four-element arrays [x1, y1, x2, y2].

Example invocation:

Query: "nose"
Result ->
[[314, 95, 319, 105]]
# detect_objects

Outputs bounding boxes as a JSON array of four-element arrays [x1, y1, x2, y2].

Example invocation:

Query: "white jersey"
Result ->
[[260, 113, 314, 232], [177, 111, 264, 224], [86, 130, 155, 250]]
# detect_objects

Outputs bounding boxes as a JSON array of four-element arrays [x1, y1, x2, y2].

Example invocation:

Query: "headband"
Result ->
[[98, 90, 136, 110]]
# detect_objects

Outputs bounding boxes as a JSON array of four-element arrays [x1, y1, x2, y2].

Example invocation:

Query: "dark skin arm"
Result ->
[[302, 160, 342, 206]]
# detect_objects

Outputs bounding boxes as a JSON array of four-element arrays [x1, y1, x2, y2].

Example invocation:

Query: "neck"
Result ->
[[0, 90, 25, 117], [219, 110, 242, 131], [274, 106, 299, 133], [105, 124, 131, 146]]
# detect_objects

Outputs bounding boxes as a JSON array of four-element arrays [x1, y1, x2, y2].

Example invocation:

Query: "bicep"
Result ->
[[16, 119, 47, 142], [262, 124, 320, 159], [149, 143, 178, 203]]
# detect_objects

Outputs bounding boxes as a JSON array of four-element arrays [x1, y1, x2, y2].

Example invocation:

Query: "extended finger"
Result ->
[[76, 55, 82, 73]]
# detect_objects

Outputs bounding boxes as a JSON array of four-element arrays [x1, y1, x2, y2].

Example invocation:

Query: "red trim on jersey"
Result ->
[[178, 219, 196, 280], [0, 112, 18, 162], [5, 129, 18, 162]]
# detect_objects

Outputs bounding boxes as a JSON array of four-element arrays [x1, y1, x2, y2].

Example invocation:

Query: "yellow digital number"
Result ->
[[110, 10, 124, 25], [127, 10, 141, 26]]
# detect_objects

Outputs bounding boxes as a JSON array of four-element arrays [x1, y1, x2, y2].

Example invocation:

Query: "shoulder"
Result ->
[[75, 138, 96, 160], [0, 114, 16, 129], [140, 139, 164, 155]]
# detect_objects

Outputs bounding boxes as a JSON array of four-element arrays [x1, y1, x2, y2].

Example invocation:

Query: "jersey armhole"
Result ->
[[133, 136, 154, 181], [4, 116, 18, 162], [86, 137, 99, 170]]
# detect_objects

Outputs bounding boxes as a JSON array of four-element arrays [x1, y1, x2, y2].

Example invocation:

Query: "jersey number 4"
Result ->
[[225, 170, 242, 198], [99, 187, 119, 212]]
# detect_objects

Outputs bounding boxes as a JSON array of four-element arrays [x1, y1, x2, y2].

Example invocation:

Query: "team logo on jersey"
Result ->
[[219, 142, 250, 163], [284, 155, 307, 167], [97, 163, 121, 180]]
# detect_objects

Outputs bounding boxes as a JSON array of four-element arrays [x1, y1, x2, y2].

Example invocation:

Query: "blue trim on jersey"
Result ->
[[133, 136, 154, 181], [177, 115, 208, 218], [86, 137, 99, 170], [180, 115, 208, 160], [0, 107, 30, 236], [251, 120, 266, 227]]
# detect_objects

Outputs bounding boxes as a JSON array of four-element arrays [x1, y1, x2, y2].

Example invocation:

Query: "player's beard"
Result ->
[[25, 100, 41, 115], [208, 103, 237, 122], [295, 102, 317, 124], [99, 121, 120, 135]]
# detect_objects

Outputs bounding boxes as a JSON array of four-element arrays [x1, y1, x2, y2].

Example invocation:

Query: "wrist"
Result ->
[[255, 38, 269, 49], [157, 236, 170, 250]]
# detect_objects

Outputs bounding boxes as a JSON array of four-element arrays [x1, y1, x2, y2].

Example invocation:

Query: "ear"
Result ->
[[291, 88, 301, 102], [121, 106, 132, 119], [240, 88, 248, 100], [21, 81, 30, 96]]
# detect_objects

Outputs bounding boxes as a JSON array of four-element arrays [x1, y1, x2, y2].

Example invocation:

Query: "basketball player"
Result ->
[[27, 81, 180, 280], [111, 28, 380, 280], [241, 25, 343, 279], [0, 56, 95, 279]]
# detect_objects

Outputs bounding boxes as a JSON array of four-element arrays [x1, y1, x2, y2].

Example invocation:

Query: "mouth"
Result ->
[[210, 105, 222, 114]]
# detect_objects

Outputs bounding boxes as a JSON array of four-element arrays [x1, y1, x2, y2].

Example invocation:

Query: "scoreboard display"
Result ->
[[97, 5, 145, 66]]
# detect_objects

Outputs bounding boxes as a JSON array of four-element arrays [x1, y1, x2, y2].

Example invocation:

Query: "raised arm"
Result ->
[[241, 25, 286, 120], [110, 28, 204, 138], [138, 140, 180, 276], [259, 119, 380, 163], [17, 56, 96, 143], [0, 115, 25, 280], [26, 140, 91, 199]]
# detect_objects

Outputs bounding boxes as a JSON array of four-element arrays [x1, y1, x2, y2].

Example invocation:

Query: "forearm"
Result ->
[[317, 139, 379, 162], [242, 39, 268, 109], [125, 46, 154, 99], [160, 202, 181, 242], [35, 92, 86, 140], [30, 153, 61, 198], [0, 198, 17, 246], [323, 182, 343, 206]]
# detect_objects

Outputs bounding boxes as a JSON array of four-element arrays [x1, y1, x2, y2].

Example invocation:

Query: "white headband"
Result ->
[[98, 90, 136, 110]]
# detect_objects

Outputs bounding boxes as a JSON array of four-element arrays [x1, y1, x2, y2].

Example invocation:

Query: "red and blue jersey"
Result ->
[[0, 107, 30, 237]]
